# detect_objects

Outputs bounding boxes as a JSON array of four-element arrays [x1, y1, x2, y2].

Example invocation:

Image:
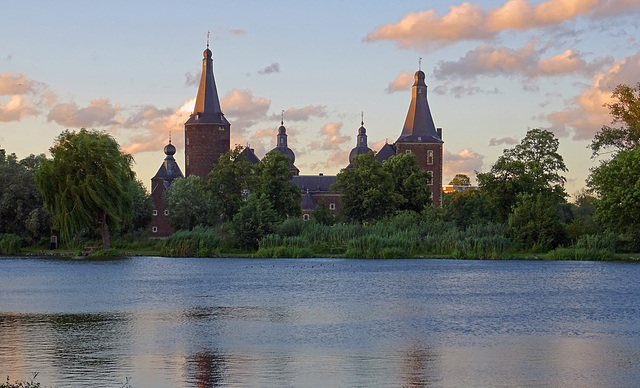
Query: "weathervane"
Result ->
[[361, 111, 364, 125], [419, 57, 422, 71], [169, 131, 172, 144], [281, 109, 284, 125], [207, 31, 210, 49]]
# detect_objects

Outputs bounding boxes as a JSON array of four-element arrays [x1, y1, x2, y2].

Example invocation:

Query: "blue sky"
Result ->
[[1, 0, 639, 196]]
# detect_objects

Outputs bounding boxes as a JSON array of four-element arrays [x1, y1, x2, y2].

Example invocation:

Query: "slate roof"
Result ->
[[396, 70, 442, 144], [292, 175, 337, 193], [185, 47, 229, 126]]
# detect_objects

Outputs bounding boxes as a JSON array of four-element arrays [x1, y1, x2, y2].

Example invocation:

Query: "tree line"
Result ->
[[1, 83, 639, 257]]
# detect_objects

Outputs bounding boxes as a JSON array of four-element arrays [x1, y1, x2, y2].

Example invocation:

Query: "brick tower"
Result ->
[[394, 68, 444, 206], [184, 44, 230, 178]]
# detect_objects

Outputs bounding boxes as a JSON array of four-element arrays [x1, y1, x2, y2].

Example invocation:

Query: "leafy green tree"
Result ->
[[508, 192, 566, 251], [208, 145, 256, 222], [382, 152, 432, 212], [588, 145, 640, 243], [124, 180, 153, 233], [165, 175, 219, 230], [590, 83, 640, 157], [0, 149, 51, 241], [35, 130, 135, 248], [477, 128, 568, 222], [443, 189, 493, 229], [312, 200, 336, 225], [449, 173, 471, 186], [230, 193, 279, 248], [333, 152, 396, 223], [254, 151, 301, 221]]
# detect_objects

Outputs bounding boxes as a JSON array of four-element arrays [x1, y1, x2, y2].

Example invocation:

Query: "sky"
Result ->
[[1, 0, 640, 197]]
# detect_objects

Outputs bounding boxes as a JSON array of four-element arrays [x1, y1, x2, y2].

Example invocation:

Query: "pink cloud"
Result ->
[[443, 148, 485, 179], [319, 122, 350, 149], [365, 0, 640, 49], [220, 89, 271, 130], [274, 105, 328, 122], [544, 52, 640, 140], [0, 95, 37, 122], [47, 99, 121, 128], [385, 72, 414, 94], [0, 73, 46, 95]]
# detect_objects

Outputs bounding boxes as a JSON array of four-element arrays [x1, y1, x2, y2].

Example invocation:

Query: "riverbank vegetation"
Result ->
[[2, 83, 640, 260]]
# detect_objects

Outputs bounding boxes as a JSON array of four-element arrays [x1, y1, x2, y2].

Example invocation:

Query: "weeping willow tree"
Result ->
[[35, 129, 135, 248]]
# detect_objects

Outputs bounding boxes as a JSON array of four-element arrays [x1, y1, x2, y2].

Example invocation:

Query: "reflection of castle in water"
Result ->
[[150, 46, 444, 237]]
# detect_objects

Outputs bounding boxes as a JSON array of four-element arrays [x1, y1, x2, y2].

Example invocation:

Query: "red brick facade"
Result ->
[[184, 121, 230, 178], [394, 142, 444, 206]]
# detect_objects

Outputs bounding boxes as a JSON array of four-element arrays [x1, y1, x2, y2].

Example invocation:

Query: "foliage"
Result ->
[[564, 189, 601, 243], [333, 152, 396, 223], [443, 189, 493, 229], [231, 194, 279, 248], [35, 129, 136, 249], [311, 200, 336, 225], [508, 193, 566, 252], [254, 151, 301, 221], [449, 173, 471, 186], [0, 233, 26, 255], [208, 145, 256, 222], [124, 180, 153, 233], [477, 128, 568, 222], [590, 82, 640, 156], [588, 145, 640, 242], [382, 152, 432, 212], [0, 149, 51, 241], [165, 175, 219, 230], [162, 226, 223, 257]]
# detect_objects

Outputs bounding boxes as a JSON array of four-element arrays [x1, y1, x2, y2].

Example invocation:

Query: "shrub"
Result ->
[[0, 233, 25, 255], [162, 227, 222, 257]]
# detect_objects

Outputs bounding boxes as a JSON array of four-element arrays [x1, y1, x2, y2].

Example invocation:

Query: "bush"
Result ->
[[0, 233, 25, 255], [545, 247, 614, 261], [162, 227, 222, 257]]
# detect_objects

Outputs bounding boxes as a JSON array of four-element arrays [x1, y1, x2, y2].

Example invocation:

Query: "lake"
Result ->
[[1, 257, 639, 387]]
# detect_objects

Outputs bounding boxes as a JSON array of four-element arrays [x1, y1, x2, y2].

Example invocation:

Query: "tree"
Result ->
[[254, 151, 301, 221], [124, 180, 153, 233], [508, 192, 566, 251], [590, 82, 640, 157], [332, 152, 396, 223], [477, 128, 568, 222], [449, 173, 471, 186], [230, 193, 279, 248], [382, 152, 432, 212], [208, 145, 256, 222], [588, 145, 640, 242], [443, 189, 493, 229], [0, 149, 51, 241], [35, 129, 135, 248], [165, 175, 219, 230]]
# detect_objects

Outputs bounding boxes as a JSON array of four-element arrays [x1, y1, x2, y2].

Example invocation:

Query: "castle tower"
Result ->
[[150, 139, 184, 237], [184, 45, 230, 178], [394, 69, 444, 206], [270, 117, 299, 176], [347, 115, 373, 168]]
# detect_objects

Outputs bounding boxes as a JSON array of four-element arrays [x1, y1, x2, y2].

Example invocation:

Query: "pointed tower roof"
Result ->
[[152, 138, 184, 182], [185, 45, 229, 126], [396, 69, 442, 143], [347, 114, 373, 168]]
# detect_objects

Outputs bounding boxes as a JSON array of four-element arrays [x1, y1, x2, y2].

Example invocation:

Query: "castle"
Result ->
[[150, 46, 443, 237]]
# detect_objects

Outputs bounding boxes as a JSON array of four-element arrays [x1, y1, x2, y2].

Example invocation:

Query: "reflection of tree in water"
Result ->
[[186, 350, 226, 388], [401, 345, 440, 387]]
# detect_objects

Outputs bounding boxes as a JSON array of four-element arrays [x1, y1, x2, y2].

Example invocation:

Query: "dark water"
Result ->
[[1, 257, 639, 387]]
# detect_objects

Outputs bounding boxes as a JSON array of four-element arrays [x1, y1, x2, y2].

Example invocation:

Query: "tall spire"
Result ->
[[187, 42, 229, 125], [396, 69, 442, 143]]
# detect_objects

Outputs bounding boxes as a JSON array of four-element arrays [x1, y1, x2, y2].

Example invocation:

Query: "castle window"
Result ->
[[152, 226, 158, 233], [405, 150, 412, 154], [164, 210, 169, 216], [153, 210, 158, 216], [186, 137, 190, 145], [427, 150, 434, 165], [186, 156, 189, 165], [427, 171, 434, 185], [329, 203, 336, 210], [219, 126, 225, 131], [303, 214, 310, 221]]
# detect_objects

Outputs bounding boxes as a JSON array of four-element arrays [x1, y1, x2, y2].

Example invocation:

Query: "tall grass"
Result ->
[[162, 227, 222, 257], [0, 234, 25, 255]]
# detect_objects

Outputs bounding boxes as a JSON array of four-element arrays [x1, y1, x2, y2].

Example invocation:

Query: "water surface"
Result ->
[[1, 257, 639, 387]]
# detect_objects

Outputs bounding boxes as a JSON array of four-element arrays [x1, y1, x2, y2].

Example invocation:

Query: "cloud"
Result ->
[[385, 72, 414, 93], [271, 105, 328, 122], [220, 89, 271, 130], [184, 71, 199, 87], [443, 148, 485, 178], [47, 99, 121, 128], [121, 105, 175, 128], [432, 82, 500, 98], [433, 42, 613, 80], [258, 63, 280, 75], [544, 52, 640, 140], [365, 0, 640, 49], [228, 29, 247, 36], [0, 95, 37, 122], [317, 122, 350, 149], [489, 137, 518, 146], [0, 73, 46, 95]]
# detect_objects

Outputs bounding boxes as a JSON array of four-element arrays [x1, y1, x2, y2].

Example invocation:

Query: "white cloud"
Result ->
[[385, 72, 413, 93], [47, 99, 121, 128]]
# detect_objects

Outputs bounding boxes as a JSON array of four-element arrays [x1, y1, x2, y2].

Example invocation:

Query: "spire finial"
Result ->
[[361, 111, 364, 126], [207, 31, 210, 49], [169, 131, 172, 144], [281, 109, 284, 125], [419, 57, 422, 71]]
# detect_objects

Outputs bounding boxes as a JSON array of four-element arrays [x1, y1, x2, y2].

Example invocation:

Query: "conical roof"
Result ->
[[396, 70, 442, 143], [185, 47, 229, 125], [152, 139, 184, 181]]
